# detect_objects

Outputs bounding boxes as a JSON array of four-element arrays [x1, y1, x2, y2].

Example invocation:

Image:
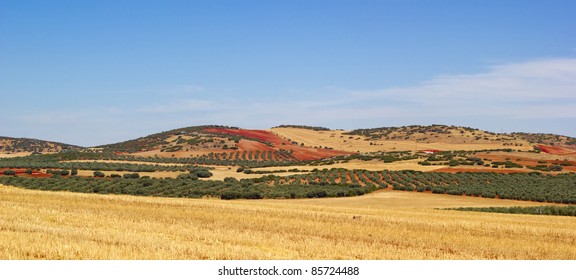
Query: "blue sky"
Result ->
[[1, 0, 575, 146]]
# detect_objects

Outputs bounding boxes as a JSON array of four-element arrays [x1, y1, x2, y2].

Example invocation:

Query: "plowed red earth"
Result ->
[[0, 168, 50, 178], [204, 128, 354, 161], [236, 139, 275, 152], [0, 168, 28, 174], [537, 144, 576, 155], [204, 128, 289, 145]]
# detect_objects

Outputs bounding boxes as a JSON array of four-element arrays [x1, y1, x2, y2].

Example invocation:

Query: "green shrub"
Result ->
[[2, 170, 16, 176], [177, 173, 198, 180], [195, 170, 213, 178], [224, 177, 238, 183], [123, 173, 140, 179]]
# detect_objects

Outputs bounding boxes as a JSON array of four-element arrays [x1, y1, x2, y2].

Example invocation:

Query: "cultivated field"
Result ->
[[1, 184, 574, 260], [270, 127, 533, 153]]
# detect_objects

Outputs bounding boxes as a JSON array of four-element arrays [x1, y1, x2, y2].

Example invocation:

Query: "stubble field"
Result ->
[[1, 184, 574, 260]]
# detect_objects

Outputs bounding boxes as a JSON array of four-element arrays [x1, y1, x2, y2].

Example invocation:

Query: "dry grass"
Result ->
[[1, 184, 574, 260], [253, 159, 442, 173], [269, 127, 533, 153], [63, 160, 187, 166], [0, 152, 32, 158]]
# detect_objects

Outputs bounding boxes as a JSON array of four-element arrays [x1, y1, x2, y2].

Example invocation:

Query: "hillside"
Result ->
[[96, 125, 353, 162], [270, 125, 535, 153], [510, 132, 576, 148], [0, 136, 81, 155], [346, 125, 528, 145], [3, 124, 575, 163]]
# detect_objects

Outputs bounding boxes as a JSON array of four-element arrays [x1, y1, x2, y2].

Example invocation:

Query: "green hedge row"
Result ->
[[447, 206, 576, 217]]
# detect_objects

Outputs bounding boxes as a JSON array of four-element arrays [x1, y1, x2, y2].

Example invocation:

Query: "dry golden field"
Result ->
[[0, 152, 33, 158], [252, 159, 443, 173], [269, 127, 533, 153], [1, 184, 574, 260]]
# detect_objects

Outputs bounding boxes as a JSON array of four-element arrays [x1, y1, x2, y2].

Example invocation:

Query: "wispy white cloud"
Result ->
[[137, 58, 576, 131], [4, 58, 575, 146], [346, 58, 576, 118]]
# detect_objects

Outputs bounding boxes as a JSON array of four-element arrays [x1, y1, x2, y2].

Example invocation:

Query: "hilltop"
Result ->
[[0, 136, 81, 155], [270, 124, 575, 153]]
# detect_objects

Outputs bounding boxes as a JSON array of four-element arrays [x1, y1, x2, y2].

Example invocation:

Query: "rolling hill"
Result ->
[[2, 124, 575, 160], [95, 125, 354, 161], [0, 136, 81, 155]]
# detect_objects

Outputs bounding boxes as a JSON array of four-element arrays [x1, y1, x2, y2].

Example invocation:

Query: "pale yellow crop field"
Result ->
[[0, 152, 32, 158], [252, 159, 443, 173], [269, 127, 533, 153], [1, 184, 574, 260]]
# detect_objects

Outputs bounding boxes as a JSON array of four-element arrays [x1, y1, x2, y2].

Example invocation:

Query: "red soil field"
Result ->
[[290, 147, 354, 161], [0, 168, 28, 174], [537, 144, 576, 155], [204, 128, 289, 145], [0, 168, 51, 178], [236, 139, 275, 152], [29, 173, 52, 178], [204, 127, 354, 161]]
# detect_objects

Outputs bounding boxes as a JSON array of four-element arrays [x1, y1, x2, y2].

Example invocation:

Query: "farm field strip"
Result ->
[[62, 159, 188, 166], [2, 168, 575, 203], [1, 184, 574, 260], [269, 127, 534, 153]]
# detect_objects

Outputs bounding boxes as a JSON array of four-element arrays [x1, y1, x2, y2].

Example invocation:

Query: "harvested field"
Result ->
[[1, 184, 574, 260], [0, 152, 32, 158], [283, 188, 564, 209]]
